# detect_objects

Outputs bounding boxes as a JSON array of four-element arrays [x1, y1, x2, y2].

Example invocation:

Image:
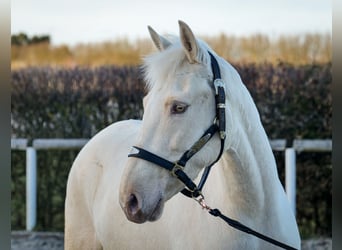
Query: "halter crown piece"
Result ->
[[128, 51, 298, 250], [128, 51, 225, 198]]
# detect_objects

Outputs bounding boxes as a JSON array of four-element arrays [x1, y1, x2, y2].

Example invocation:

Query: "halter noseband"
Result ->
[[128, 51, 226, 198]]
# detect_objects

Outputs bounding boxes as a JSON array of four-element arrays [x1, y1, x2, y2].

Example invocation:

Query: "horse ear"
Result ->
[[178, 20, 199, 64], [148, 26, 171, 51]]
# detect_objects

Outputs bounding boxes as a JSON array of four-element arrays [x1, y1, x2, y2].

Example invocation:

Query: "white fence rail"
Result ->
[[11, 138, 332, 231]]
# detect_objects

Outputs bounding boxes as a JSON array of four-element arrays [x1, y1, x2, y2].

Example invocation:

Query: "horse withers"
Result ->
[[65, 21, 301, 249]]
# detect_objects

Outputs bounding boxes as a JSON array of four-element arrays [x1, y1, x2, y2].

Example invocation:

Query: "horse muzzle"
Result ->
[[120, 190, 165, 224]]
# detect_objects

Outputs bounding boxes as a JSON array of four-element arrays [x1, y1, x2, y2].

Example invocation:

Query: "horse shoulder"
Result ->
[[65, 120, 141, 249], [69, 119, 141, 204]]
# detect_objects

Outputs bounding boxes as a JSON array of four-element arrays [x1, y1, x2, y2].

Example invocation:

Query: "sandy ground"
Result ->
[[11, 231, 331, 250], [11, 231, 64, 250]]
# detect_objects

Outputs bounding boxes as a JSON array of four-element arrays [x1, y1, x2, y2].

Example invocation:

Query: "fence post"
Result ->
[[26, 147, 37, 231], [285, 148, 296, 216]]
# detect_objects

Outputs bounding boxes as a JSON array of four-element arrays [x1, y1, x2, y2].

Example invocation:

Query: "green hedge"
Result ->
[[11, 63, 331, 238]]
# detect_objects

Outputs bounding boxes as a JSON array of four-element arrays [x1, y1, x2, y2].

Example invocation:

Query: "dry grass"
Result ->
[[11, 33, 331, 69]]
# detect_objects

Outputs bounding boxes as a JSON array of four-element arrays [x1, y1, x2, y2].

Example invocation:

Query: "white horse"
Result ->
[[65, 21, 301, 249]]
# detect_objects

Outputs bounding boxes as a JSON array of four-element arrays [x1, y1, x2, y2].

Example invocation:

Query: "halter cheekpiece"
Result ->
[[128, 51, 226, 198]]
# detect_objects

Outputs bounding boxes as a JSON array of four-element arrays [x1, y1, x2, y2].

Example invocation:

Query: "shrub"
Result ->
[[11, 63, 331, 238]]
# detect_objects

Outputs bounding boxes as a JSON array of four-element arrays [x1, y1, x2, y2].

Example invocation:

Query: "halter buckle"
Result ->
[[171, 162, 184, 177], [214, 79, 225, 95], [220, 131, 226, 140]]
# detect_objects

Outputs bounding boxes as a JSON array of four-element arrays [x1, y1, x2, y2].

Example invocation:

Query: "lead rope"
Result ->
[[193, 195, 298, 250]]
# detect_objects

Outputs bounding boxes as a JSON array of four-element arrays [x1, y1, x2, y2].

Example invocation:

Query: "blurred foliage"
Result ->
[[11, 62, 331, 239], [11, 33, 51, 46], [235, 62, 332, 139], [11, 33, 331, 68]]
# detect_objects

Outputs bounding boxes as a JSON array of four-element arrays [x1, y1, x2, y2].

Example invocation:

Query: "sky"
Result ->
[[11, 0, 331, 46]]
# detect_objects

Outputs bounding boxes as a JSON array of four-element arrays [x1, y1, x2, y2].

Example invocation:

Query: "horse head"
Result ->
[[119, 21, 224, 224]]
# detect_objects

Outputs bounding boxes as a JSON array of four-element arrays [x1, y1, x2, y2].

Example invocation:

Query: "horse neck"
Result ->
[[215, 67, 280, 217]]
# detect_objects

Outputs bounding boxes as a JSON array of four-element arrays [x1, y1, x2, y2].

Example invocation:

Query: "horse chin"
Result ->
[[146, 198, 164, 222]]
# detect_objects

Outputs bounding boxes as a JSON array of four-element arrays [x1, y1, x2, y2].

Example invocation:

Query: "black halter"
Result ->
[[128, 51, 226, 198], [127, 51, 298, 250]]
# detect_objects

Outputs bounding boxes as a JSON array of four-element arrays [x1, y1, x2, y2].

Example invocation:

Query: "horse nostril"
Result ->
[[127, 193, 140, 215]]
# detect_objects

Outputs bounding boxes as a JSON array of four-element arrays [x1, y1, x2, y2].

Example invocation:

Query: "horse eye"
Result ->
[[171, 102, 188, 114]]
